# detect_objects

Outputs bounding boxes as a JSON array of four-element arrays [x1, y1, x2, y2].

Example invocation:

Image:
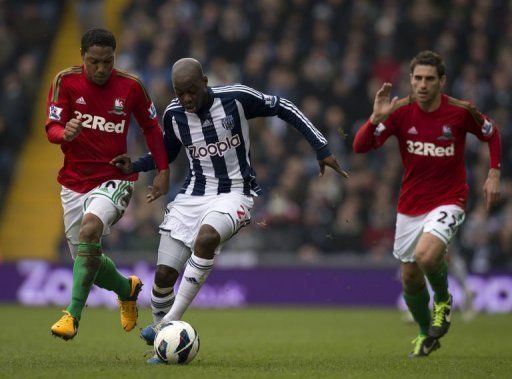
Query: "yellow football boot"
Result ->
[[51, 310, 78, 340], [119, 275, 143, 331]]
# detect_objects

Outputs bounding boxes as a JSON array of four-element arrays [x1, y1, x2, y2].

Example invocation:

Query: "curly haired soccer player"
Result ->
[[353, 50, 501, 357], [45, 28, 169, 340]]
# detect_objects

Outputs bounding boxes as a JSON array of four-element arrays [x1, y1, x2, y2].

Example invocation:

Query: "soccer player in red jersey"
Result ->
[[353, 51, 501, 357], [45, 28, 170, 340]]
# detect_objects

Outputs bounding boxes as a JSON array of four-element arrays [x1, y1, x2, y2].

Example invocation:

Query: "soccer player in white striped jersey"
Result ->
[[112, 57, 348, 361]]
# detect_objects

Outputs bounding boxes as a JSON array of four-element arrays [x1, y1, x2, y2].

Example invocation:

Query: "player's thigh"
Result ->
[[159, 194, 213, 249], [61, 186, 87, 257], [160, 193, 253, 251], [157, 234, 192, 272], [200, 193, 254, 244], [85, 180, 135, 234], [414, 232, 447, 262], [393, 213, 426, 263], [423, 205, 465, 245]]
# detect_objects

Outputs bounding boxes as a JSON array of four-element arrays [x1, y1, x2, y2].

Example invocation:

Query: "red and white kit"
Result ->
[[354, 94, 501, 216], [354, 94, 501, 261], [45, 66, 168, 256], [45, 65, 168, 193]]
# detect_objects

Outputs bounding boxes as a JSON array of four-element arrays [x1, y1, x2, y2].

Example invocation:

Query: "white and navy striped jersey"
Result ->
[[133, 84, 331, 196]]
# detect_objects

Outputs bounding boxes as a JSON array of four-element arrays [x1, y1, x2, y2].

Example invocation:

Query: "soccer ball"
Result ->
[[154, 321, 200, 364]]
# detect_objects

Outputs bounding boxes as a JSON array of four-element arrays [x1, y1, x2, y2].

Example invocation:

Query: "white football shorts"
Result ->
[[393, 204, 465, 263], [158, 192, 253, 252], [61, 180, 134, 258]]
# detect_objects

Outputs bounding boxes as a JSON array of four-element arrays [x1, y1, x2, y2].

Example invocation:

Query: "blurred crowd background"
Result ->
[[1, 0, 511, 271], [0, 0, 61, 209]]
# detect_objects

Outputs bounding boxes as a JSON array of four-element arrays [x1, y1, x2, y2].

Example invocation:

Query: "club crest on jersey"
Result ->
[[49, 104, 63, 121], [221, 115, 235, 130], [437, 125, 453, 140], [108, 98, 126, 116]]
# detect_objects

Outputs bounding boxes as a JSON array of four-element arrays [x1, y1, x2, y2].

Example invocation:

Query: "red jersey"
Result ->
[[45, 66, 168, 193], [353, 94, 501, 216]]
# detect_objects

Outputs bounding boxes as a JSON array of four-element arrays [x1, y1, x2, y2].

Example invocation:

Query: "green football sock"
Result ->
[[426, 260, 450, 303], [403, 287, 431, 336], [94, 254, 131, 300], [66, 242, 102, 320]]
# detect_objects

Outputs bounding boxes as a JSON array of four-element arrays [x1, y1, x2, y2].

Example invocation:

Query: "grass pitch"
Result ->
[[0, 305, 510, 378]]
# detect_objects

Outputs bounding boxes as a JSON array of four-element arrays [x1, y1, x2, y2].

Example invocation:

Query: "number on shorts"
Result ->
[[448, 215, 457, 229], [120, 186, 133, 207], [437, 211, 448, 224], [105, 181, 116, 189], [437, 211, 457, 232]]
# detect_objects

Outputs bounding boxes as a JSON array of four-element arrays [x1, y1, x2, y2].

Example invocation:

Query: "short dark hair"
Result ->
[[81, 28, 116, 54], [410, 50, 445, 78]]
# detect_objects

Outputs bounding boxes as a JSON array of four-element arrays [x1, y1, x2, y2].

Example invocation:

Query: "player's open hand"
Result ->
[[110, 154, 134, 174], [318, 155, 349, 178], [63, 116, 83, 142], [370, 82, 398, 125], [147, 169, 170, 203], [483, 168, 500, 211]]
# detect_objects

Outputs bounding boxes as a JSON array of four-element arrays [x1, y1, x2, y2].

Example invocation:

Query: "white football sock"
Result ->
[[161, 254, 214, 323], [151, 284, 175, 323]]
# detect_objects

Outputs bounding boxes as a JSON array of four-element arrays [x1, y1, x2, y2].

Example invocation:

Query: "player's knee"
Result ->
[[154, 264, 179, 288], [194, 225, 220, 258], [79, 215, 103, 243], [414, 246, 430, 265], [415, 248, 440, 271]]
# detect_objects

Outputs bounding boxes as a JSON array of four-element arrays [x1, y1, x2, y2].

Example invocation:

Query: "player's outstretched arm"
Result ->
[[318, 155, 349, 178], [369, 82, 398, 125], [483, 168, 500, 211], [110, 154, 169, 203]]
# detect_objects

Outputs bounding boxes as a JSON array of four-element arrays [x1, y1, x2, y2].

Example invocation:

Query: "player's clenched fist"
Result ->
[[110, 154, 134, 174], [63, 116, 83, 142]]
